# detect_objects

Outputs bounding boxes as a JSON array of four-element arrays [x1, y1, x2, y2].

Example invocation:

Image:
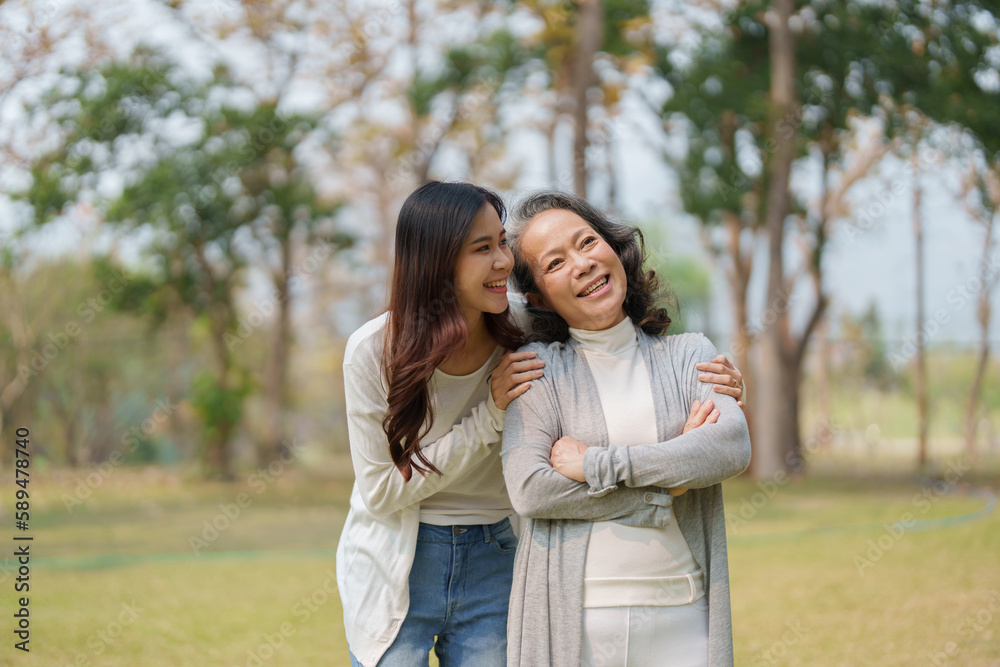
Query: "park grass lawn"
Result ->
[[1, 468, 998, 666], [725, 476, 1000, 666]]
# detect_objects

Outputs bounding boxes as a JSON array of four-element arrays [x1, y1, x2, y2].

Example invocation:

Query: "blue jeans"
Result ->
[[350, 517, 518, 667]]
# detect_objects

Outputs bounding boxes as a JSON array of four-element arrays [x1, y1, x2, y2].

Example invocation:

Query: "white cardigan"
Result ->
[[335, 313, 510, 667]]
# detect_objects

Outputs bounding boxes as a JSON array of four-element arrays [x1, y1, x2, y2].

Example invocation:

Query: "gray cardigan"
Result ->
[[500, 330, 752, 667]]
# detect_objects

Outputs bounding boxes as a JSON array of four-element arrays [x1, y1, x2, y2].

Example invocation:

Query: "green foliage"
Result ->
[[189, 368, 253, 443], [89, 255, 168, 328], [873, 0, 1000, 157], [654, 0, 1000, 226], [410, 28, 533, 118], [602, 0, 652, 56], [838, 301, 898, 391], [20, 48, 345, 315], [636, 222, 712, 333]]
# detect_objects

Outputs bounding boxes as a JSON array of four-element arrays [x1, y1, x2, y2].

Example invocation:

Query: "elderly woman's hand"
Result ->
[[668, 399, 721, 497], [696, 355, 745, 409], [550, 399, 722, 491], [550, 436, 588, 482]]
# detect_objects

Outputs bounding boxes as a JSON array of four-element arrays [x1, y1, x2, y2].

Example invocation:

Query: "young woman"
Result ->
[[501, 191, 752, 667], [336, 181, 746, 666]]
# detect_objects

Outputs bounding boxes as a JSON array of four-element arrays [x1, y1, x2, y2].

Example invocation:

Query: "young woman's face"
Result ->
[[520, 208, 628, 331], [452, 204, 514, 319]]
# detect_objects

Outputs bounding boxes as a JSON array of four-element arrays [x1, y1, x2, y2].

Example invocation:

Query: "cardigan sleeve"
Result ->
[[582, 334, 751, 494], [344, 347, 505, 519], [501, 376, 674, 526]]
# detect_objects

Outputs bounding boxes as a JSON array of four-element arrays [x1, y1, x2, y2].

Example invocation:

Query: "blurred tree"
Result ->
[[648, 0, 998, 477], [16, 49, 348, 479], [0, 256, 150, 468], [838, 301, 895, 391], [960, 160, 999, 457], [0, 253, 58, 466], [910, 119, 930, 471], [503, 0, 655, 199], [871, 0, 999, 470], [0, 1, 111, 465], [155, 0, 363, 464]]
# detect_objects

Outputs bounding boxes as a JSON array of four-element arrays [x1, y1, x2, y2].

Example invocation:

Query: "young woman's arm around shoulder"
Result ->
[[345, 325, 537, 517]]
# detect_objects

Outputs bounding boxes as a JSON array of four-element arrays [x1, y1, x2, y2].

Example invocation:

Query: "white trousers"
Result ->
[[580, 599, 710, 667]]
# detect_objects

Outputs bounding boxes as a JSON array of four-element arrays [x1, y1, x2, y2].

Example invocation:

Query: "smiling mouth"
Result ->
[[485, 278, 507, 289], [578, 275, 609, 297]]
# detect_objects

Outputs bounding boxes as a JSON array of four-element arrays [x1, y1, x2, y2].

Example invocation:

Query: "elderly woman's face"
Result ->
[[520, 208, 628, 331]]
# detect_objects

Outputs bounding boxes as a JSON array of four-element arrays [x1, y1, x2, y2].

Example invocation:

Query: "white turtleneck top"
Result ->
[[569, 316, 705, 608]]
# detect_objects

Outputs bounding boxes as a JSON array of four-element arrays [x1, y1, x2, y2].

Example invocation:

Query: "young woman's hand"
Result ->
[[549, 436, 588, 482], [696, 355, 745, 409], [490, 350, 545, 410]]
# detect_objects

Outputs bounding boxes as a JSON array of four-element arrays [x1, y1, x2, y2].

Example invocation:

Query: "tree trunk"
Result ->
[[546, 118, 558, 186], [202, 296, 239, 480], [913, 153, 929, 472], [965, 213, 995, 457], [205, 420, 235, 481], [752, 0, 799, 480], [167, 304, 196, 462], [817, 318, 832, 449], [569, 0, 602, 198], [262, 237, 293, 465], [723, 212, 754, 439], [47, 385, 80, 467]]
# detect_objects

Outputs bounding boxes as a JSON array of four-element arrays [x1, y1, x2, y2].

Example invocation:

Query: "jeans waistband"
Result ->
[[417, 516, 511, 544]]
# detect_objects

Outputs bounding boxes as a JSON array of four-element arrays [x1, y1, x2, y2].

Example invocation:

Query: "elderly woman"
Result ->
[[500, 191, 751, 667]]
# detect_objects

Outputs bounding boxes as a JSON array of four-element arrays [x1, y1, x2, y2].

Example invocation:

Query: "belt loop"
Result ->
[[685, 573, 696, 604], [482, 521, 493, 543]]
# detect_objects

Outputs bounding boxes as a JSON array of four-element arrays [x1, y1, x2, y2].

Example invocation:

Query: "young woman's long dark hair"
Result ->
[[508, 190, 674, 344], [383, 181, 524, 481]]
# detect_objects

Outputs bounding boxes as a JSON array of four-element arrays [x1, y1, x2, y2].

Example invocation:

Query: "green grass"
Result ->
[[724, 476, 1000, 665], [2, 465, 998, 666]]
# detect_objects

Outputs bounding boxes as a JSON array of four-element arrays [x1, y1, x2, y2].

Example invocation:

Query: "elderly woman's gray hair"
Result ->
[[506, 190, 674, 344]]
